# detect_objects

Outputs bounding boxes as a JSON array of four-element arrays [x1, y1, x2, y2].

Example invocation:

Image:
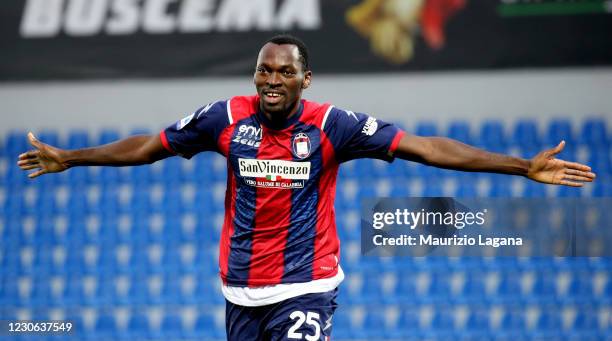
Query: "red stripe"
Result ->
[[247, 128, 294, 286], [230, 95, 259, 122], [312, 130, 340, 280], [301, 100, 331, 127], [219, 165, 237, 284], [217, 124, 237, 283], [300, 101, 340, 280], [159, 130, 174, 154], [389, 130, 406, 155]]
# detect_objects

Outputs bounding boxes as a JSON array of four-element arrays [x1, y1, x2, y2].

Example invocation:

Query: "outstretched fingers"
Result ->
[[563, 160, 592, 172], [28, 169, 47, 179], [17, 153, 40, 169], [562, 174, 594, 183], [564, 168, 596, 181], [558, 179, 584, 187], [18, 150, 39, 161], [20, 164, 41, 171]]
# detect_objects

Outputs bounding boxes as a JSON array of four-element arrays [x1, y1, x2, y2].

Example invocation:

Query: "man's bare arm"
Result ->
[[17, 132, 173, 178], [394, 133, 596, 187]]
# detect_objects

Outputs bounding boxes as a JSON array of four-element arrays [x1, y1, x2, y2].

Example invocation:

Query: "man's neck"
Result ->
[[260, 100, 300, 123]]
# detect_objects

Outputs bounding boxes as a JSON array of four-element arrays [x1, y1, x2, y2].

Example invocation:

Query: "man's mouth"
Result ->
[[263, 91, 284, 104]]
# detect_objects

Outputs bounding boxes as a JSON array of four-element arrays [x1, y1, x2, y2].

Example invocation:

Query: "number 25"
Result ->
[[287, 311, 321, 340]]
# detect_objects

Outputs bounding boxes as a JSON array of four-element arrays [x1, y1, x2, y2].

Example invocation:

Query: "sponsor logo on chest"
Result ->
[[238, 158, 311, 189], [233, 124, 262, 148]]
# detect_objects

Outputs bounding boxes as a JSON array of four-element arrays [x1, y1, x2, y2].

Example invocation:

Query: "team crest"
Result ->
[[292, 133, 311, 159]]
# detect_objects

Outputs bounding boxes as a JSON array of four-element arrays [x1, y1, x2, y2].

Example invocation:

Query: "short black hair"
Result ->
[[264, 34, 310, 71]]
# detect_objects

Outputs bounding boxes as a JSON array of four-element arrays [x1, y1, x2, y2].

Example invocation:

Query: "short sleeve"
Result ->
[[160, 100, 230, 159], [323, 107, 404, 163]]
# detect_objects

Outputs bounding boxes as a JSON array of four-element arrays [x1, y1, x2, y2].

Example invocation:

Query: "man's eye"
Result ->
[[257, 67, 267, 73], [283, 71, 295, 76]]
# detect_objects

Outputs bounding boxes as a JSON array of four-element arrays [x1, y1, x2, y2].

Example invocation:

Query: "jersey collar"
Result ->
[[256, 99, 304, 131]]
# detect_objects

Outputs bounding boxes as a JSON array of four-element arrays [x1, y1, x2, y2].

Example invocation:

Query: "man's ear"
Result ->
[[302, 70, 312, 89]]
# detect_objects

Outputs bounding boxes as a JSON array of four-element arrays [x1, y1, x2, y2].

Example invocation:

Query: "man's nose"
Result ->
[[267, 72, 282, 86]]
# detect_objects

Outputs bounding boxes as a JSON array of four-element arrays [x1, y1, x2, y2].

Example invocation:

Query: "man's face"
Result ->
[[254, 43, 311, 117]]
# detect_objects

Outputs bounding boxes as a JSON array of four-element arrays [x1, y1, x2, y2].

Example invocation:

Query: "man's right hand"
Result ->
[[17, 132, 68, 178]]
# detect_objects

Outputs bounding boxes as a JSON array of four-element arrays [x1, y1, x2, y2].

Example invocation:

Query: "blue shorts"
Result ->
[[226, 289, 338, 341]]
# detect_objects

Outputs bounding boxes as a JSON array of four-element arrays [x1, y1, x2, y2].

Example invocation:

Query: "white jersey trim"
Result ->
[[320, 105, 334, 131], [222, 266, 344, 307], [227, 99, 233, 124]]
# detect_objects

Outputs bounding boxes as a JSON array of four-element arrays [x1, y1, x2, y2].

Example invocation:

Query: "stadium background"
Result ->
[[1, 0, 611, 340]]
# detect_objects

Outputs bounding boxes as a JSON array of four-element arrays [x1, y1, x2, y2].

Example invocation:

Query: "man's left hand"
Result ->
[[528, 141, 596, 187]]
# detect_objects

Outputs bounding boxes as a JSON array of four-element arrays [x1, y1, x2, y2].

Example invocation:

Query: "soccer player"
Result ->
[[17, 35, 595, 340]]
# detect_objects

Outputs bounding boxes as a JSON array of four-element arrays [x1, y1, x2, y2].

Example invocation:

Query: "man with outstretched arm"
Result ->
[[18, 34, 595, 341]]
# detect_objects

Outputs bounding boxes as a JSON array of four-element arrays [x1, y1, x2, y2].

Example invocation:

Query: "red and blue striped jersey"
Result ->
[[161, 95, 404, 287]]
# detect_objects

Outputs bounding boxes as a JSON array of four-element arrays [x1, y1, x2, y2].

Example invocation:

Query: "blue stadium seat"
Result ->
[[394, 274, 418, 304], [487, 174, 513, 197], [92, 278, 116, 306], [94, 313, 118, 340], [580, 118, 609, 146], [126, 276, 149, 305], [6, 131, 28, 156], [67, 130, 90, 149], [98, 129, 120, 145], [592, 176, 612, 196], [185, 312, 220, 339], [129, 165, 156, 186], [558, 185, 582, 197], [529, 272, 557, 304], [459, 272, 487, 303], [565, 275, 594, 304], [533, 309, 563, 339], [494, 272, 522, 303], [522, 181, 547, 197], [66, 167, 90, 187], [416, 121, 438, 137], [424, 307, 455, 338], [465, 307, 491, 338], [447, 120, 473, 144], [356, 271, 385, 304], [422, 177, 444, 196], [513, 120, 541, 148], [589, 150, 611, 175], [63, 276, 86, 306], [330, 310, 353, 339], [97, 167, 121, 185], [161, 157, 184, 184], [546, 119, 575, 146], [127, 312, 150, 339], [499, 307, 526, 334], [359, 308, 388, 339], [572, 307, 599, 331], [479, 120, 508, 151], [160, 313, 183, 339]]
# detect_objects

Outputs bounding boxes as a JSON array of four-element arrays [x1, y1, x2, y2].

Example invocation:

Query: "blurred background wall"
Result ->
[[1, 68, 612, 136]]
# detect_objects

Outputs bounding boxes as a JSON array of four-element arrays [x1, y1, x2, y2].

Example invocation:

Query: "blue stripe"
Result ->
[[282, 123, 322, 283], [226, 116, 259, 285]]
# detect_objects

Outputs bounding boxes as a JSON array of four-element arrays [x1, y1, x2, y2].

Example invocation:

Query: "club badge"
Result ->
[[292, 133, 311, 159]]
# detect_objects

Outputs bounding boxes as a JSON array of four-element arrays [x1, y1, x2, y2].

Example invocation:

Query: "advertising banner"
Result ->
[[1, 0, 611, 80]]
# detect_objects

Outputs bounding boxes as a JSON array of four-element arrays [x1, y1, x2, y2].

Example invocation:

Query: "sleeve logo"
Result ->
[[362, 116, 378, 136], [177, 113, 195, 130]]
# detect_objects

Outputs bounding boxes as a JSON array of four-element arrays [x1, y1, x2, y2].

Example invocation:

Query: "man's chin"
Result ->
[[262, 103, 288, 115]]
